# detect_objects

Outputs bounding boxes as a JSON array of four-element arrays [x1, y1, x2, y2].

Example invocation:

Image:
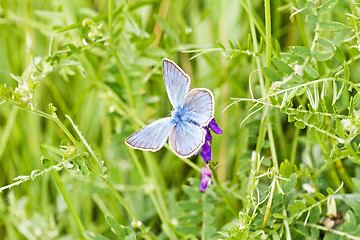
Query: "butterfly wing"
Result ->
[[169, 121, 206, 158], [183, 88, 214, 126], [162, 58, 190, 109], [126, 117, 175, 151]]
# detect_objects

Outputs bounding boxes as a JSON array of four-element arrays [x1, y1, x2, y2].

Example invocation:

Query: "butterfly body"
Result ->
[[171, 106, 201, 127], [126, 59, 214, 158]]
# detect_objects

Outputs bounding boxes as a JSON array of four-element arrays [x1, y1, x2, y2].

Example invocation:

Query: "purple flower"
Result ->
[[199, 118, 223, 163], [200, 165, 213, 192], [208, 118, 223, 135], [200, 141, 212, 162]]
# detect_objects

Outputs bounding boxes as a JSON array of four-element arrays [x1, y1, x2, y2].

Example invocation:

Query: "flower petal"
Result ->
[[204, 127, 212, 144], [200, 142, 212, 162], [200, 177, 208, 192], [209, 118, 223, 135], [200, 166, 213, 192]]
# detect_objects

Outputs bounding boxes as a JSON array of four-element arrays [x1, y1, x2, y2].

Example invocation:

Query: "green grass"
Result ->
[[1, 0, 360, 239]]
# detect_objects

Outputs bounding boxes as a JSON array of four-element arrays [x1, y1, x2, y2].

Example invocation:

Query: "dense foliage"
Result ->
[[1, 0, 360, 239]]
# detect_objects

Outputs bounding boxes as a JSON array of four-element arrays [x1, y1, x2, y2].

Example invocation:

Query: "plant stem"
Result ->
[[267, 120, 279, 169], [290, 127, 300, 165], [210, 162, 237, 218], [290, 0, 309, 48], [128, 149, 174, 239], [261, 177, 276, 227], [264, 0, 272, 67], [51, 170, 87, 240], [303, 223, 360, 240]]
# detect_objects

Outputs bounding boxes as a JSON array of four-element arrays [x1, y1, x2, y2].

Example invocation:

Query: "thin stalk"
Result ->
[[247, 0, 265, 94], [210, 162, 237, 218], [274, 111, 287, 160], [267, 119, 279, 169], [264, 0, 272, 67], [261, 177, 276, 227], [246, 108, 268, 214], [303, 223, 360, 240], [103, 179, 155, 237], [290, 127, 300, 165], [143, 152, 177, 240], [335, 159, 354, 192], [283, 208, 292, 240], [51, 170, 86, 240], [290, 0, 309, 48], [128, 149, 173, 239]]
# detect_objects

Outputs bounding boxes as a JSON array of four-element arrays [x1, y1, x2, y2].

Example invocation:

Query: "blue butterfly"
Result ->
[[125, 58, 214, 158]]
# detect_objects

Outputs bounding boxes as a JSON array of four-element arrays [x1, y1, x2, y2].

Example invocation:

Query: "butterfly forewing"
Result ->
[[126, 117, 175, 151], [162, 58, 190, 109], [183, 88, 214, 126], [169, 121, 206, 157]]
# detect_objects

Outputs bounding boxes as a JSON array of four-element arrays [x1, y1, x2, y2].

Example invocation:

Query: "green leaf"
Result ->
[[204, 215, 215, 225], [289, 204, 299, 214], [295, 121, 306, 129], [305, 64, 319, 78], [306, 15, 319, 23], [335, 46, 346, 63], [305, 1, 316, 8], [178, 215, 202, 224], [318, 0, 339, 13], [313, 51, 333, 61], [291, 74, 303, 83], [182, 185, 202, 199], [227, 40, 235, 50], [319, 21, 345, 31], [203, 203, 214, 212], [179, 201, 202, 211], [327, 187, 335, 195], [273, 213, 286, 219], [290, 46, 311, 57], [315, 192, 326, 200], [294, 200, 307, 210], [83, 232, 110, 240], [272, 57, 294, 75], [284, 173, 297, 193], [217, 41, 226, 51], [336, 118, 346, 138], [280, 160, 293, 178], [304, 195, 317, 205], [41, 158, 52, 168], [309, 205, 321, 223], [280, 53, 304, 64], [175, 226, 201, 235], [263, 67, 282, 82], [316, 37, 336, 51], [105, 216, 126, 238]]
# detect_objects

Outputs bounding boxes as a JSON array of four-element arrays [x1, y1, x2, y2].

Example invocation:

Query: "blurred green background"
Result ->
[[2, 0, 360, 239]]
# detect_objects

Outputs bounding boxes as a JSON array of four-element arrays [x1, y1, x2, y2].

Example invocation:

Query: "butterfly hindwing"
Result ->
[[125, 117, 175, 151], [183, 88, 214, 126], [169, 121, 206, 158], [162, 58, 190, 109]]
